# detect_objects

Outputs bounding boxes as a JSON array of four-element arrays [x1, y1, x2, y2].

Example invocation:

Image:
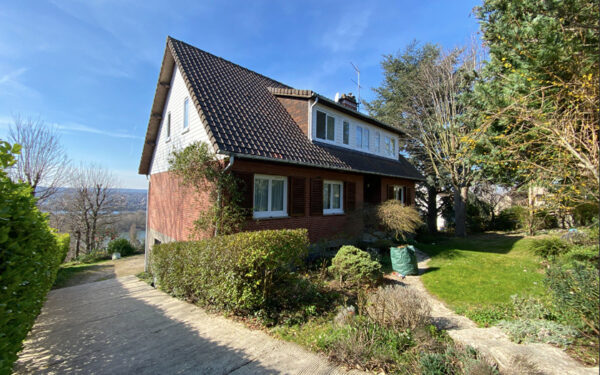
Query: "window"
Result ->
[[356, 127, 362, 148], [393, 185, 405, 203], [375, 132, 380, 153], [384, 136, 391, 155], [253, 175, 287, 218], [183, 98, 189, 130], [323, 180, 343, 214], [343, 121, 350, 145], [316, 110, 335, 141], [363, 128, 370, 150], [166, 112, 171, 140], [391, 138, 396, 157]]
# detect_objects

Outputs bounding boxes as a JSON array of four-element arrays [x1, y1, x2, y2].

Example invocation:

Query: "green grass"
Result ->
[[419, 233, 545, 312], [53, 260, 111, 289]]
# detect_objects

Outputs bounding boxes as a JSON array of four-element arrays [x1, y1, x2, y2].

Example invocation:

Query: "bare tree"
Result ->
[[64, 164, 121, 254], [8, 115, 70, 202]]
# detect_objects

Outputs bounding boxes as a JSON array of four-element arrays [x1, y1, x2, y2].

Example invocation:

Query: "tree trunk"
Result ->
[[454, 186, 468, 237], [426, 185, 438, 234], [75, 230, 81, 258]]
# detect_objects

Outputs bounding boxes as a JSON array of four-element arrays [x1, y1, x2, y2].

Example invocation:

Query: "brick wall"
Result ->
[[148, 171, 212, 241], [276, 97, 309, 136], [147, 159, 417, 243]]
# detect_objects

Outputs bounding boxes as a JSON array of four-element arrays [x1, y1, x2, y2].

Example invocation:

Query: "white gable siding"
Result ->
[[310, 103, 399, 160], [149, 66, 211, 175]]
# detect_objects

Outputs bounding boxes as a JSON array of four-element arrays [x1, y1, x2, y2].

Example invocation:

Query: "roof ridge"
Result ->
[[167, 36, 293, 90]]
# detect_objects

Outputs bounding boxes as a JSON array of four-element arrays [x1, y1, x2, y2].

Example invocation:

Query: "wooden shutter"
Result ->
[[234, 172, 253, 216], [289, 176, 306, 216], [387, 185, 394, 201], [403, 186, 408, 206], [407, 186, 414, 206], [310, 178, 323, 216], [344, 181, 356, 211]]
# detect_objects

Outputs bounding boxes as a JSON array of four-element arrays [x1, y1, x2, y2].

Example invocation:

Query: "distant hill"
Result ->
[[40, 188, 147, 212]]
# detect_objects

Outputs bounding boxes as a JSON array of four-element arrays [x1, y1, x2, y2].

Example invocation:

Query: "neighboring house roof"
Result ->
[[139, 37, 424, 181]]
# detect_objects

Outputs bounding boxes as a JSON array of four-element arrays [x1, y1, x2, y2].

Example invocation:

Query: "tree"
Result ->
[[474, 0, 599, 207], [368, 42, 485, 237], [7, 115, 70, 202], [169, 142, 245, 237], [63, 164, 120, 255]]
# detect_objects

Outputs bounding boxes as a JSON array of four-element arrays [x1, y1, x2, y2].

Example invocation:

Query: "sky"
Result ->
[[0, 0, 481, 189]]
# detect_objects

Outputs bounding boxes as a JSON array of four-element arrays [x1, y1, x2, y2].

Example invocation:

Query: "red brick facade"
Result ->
[[148, 158, 416, 243], [275, 97, 309, 136]]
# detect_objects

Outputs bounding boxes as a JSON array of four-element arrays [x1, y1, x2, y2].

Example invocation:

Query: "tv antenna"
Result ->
[[350, 62, 362, 110]]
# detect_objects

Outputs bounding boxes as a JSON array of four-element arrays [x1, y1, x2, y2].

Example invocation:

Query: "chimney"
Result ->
[[338, 93, 357, 111]]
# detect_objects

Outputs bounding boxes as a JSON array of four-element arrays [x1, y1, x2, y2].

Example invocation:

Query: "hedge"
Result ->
[[150, 229, 309, 314], [0, 141, 70, 375]]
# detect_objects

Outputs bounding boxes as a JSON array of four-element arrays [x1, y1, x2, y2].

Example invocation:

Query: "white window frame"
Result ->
[[384, 136, 392, 156], [393, 185, 405, 204], [183, 97, 190, 132], [363, 128, 370, 150], [343, 121, 350, 145], [165, 111, 171, 141], [323, 180, 344, 215], [316, 110, 335, 142], [253, 174, 288, 219], [391, 138, 396, 157]]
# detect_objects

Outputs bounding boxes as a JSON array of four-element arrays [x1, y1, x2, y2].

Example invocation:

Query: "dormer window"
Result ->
[[375, 132, 380, 153], [316, 110, 335, 141], [384, 136, 391, 156]]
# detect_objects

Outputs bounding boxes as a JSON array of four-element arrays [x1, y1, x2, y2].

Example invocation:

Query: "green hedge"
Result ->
[[150, 229, 309, 314], [0, 141, 70, 375]]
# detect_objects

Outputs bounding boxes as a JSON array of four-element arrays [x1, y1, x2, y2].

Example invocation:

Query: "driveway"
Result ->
[[15, 275, 360, 374], [55, 254, 146, 289]]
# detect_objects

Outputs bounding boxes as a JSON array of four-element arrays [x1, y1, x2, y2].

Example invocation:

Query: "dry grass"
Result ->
[[366, 285, 431, 330]]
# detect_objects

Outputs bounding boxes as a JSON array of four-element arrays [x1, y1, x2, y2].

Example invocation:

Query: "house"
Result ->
[[139, 37, 424, 248]]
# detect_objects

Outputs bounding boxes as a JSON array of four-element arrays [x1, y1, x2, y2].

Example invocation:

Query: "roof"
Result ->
[[139, 37, 423, 181]]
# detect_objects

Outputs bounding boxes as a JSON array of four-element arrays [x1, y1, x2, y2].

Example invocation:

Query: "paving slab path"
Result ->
[[15, 275, 363, 375], [55, 254, 146, 289], [386, 250, 598, 375]]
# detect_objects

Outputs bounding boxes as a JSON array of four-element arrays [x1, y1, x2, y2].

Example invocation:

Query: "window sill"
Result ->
[[181, 128, 190, 135], [165, 137, 171, 143], [252, 214, 290, 221], [323, 210, 344, 216]]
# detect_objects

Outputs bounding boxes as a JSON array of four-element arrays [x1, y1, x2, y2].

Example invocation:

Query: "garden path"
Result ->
[[385, 250, 598, 375], [15, 275, 364, 374]]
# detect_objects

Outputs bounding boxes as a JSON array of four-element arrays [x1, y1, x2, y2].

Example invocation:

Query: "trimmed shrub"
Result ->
[[328, 246, 382, 287], [107, 238, 136, 256], [0, 141, 69, 375], [366, 285, 431, 330], [530, 237, 571, 259], [151, 229, 309, 315], [376, 201, 423, 241]]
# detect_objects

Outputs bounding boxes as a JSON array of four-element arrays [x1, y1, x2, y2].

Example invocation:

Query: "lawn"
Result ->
[[418, 233, 545, 312], [53, 260, 113, 289]]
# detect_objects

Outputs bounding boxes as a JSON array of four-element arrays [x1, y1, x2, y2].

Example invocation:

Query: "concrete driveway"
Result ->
[[15, 275, 359, 375]]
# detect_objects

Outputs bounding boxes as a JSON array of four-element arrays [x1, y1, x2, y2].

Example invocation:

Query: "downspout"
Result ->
[[144, 174, 150, 272], [308, 96, 319, 140], [214, 155, 235, 237]]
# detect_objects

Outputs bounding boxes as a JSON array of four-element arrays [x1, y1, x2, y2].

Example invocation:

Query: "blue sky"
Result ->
[[0, 0, 480, 189]]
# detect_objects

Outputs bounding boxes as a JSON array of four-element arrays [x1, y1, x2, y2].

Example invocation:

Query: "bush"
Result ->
[[498, 319, 578, 347], [376, 201, 423, 241], [151, 229, 309, 316], [545, 262, 599, 334], [74, 250, 111, 264], [559, 245, 599, 266], [107, 238, 136, 256], [366, 285, 431, 330], [328, 246, 382, 287], [420, 344, 499, 375], [530, 237, 571, 259], [0, 141, 70, 375], [494, 206, 524, 231], [324, 316, 414, 373]]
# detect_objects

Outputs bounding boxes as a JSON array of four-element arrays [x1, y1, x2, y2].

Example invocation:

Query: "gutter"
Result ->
[[144, 174, 150, 272], [214, 155, 235, 237], [308, 96, 319, 139]]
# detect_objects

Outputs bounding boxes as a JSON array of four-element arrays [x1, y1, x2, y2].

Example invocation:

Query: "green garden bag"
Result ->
[[390, 245, 419, 276]]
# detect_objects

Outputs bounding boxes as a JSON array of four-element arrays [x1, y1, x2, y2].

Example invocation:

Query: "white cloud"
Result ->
[[320, 9, 372, 52], [0, 67, 40, 99], [57, 123, 143, 140]]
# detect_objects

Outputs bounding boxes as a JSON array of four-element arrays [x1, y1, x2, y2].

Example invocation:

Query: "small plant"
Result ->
[[328, 246, 382, 287], [498, 319, 578, 347], [376, 201, 423, 241], [106, 238, 136, 256], [509, 294, 555, 321], [419, 344, 499, 375], [530, 237, 570, 259], [366, 285, 431, 330], [75, 250, 111, 264]]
